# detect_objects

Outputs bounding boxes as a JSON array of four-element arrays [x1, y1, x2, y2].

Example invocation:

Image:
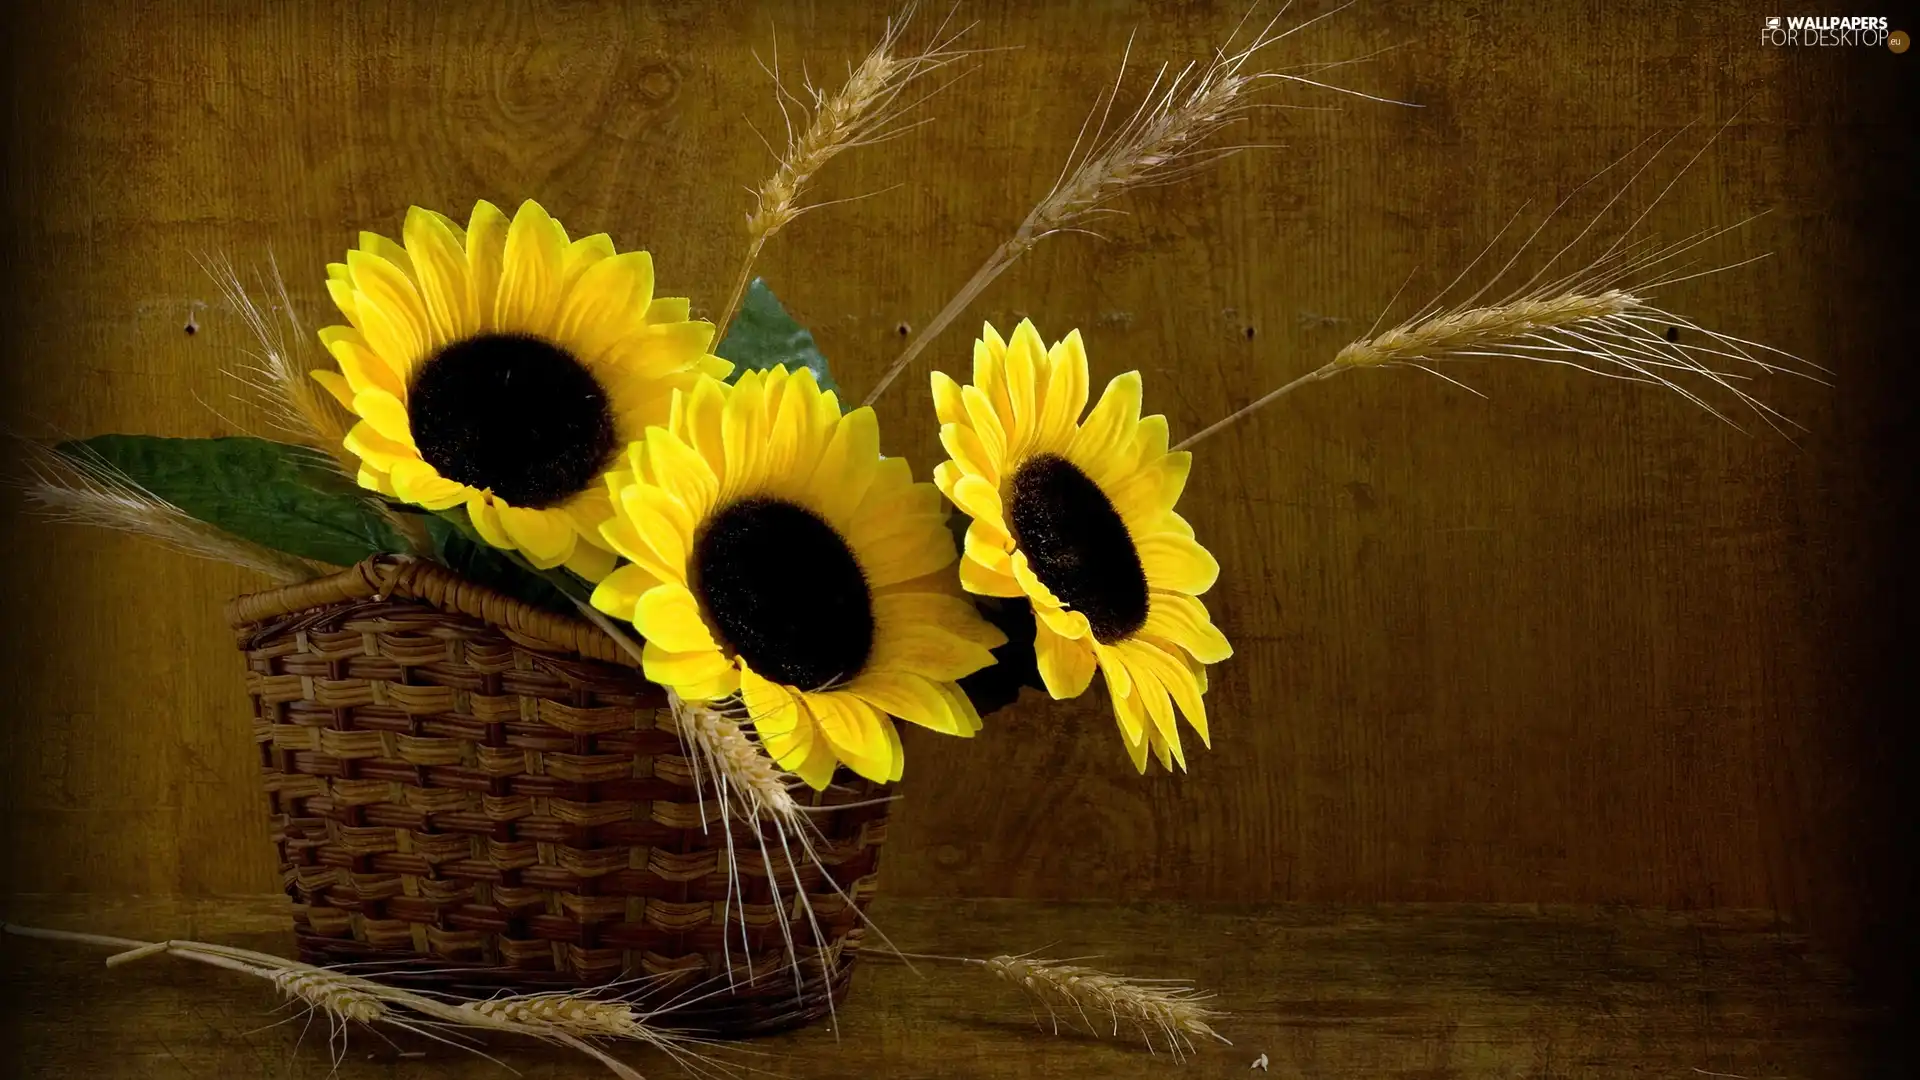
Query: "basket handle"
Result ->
[[223, 555, 640, 666]]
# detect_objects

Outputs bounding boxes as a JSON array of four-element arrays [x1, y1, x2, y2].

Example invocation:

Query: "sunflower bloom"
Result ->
[[932, 320, 1231, 773], [312, 199, 732, 579], [591, 366, 1007, 788]]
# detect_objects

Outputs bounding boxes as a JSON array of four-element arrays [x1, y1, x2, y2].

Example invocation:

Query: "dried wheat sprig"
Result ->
[[0, 921, 733, 1079], [200, 253, 354, 473], [981, 955, 1229, 1058], [1176, 121, 1822, 451], [202, 253, 434, 556], [577, 591, 917, 1025], [863, 946, 1229, 1059], [718, 5, 974, 340], [863, 2, 1402, 405], [459, 992, 647, 1039], [13, 437, 320, 583]]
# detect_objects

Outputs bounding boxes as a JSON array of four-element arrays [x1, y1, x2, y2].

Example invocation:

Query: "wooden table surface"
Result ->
[[0, 895, 1886, 1079]]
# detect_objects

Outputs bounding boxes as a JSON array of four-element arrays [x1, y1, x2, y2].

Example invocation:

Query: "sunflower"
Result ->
[[311, 199, 732, 579], [931, 320, 1232, 773], [590, 365, 1007, 788]]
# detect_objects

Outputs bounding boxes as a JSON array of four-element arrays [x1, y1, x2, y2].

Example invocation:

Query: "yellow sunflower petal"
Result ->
[[634, 584, 719, 654], [356, 230, 414, 278], [326, 274, 359, 324], [959, 555, 1023, 597], [386, 459, 468, 510], [555, 250, 653, 359], [346, 248, 431, 366], [964, 521, 1014, 573], [403, 205, 474, 342], [1093, 640, 1132, 699], [937, 680, 986, 735], [791, 720, 843, 790], [1036, 329, 1090, 449], [805, 692, 896, 784], [873, 592, 1006, 650], [1003, 318, 1047, 452], [496, 504, 576, 567], [930, 370, 967, 428], [867, 624, 997, 682], [310, 369, 355, 411], [561, 233, 617, 289], [1129, 636, 1211, 747], [356, 465, 394, 497], [641, 428, 719, 523], [350, 389, 417, 450], [1117, 641, 1185, 769], [859, 517, 958, 587], [680, 377, 729, 492], [1142, 591, 1232, 664], [947, 473, 1004, 529], [467, 494, 514, 550], [590, 563, 660, 622], [1034, 618, 1097, 699], [565, 540, 618, 583], [1137, 531, 1221, 595], [719, 372, 768, 495], [959, 384, 1010, 471], [938, 422, 1001, 488], [845, 670, 967, 735], [1066, 370, 1143, 467], [645, 296, 690, 324], [1108, 451, 1192, 525], [464, 200, 510, 329], [1107, 676, 1151, 772], [972, 322, 1015, 429], [642, 640, 735, 693], [495, 199, 566, 332], [615, 483, 695, 571], [809, 406, 881, 524], [342, 421, 417, 473], [318, 326, 407, 399]]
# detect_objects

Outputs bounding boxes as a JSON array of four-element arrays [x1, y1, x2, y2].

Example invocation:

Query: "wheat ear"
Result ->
[[863, 946, 1229, 1058], [13, 437, 320, 583], [981, 955, 1229, 1058], [0, 922, 742, 1079], [201, 253, 354, 472], [201, 253, 433, 555], [718, 5, 973, 340], [863, 3, 1404, 405], [1177, 120, 1821, 450]]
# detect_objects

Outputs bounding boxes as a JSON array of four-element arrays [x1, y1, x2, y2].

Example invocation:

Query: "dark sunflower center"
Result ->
[[1007, 453, 1148, 644], [691, 497, 875, 691], [407, 333, 616, 508]]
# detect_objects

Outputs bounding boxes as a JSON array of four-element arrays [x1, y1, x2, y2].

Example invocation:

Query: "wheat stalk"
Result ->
[[201, 253, 355, 473], [1176, 122, 1822, 451], [14, 437, 321, 583], [202, 253, 433, 555], [0, 921, 747, 1079], [863, 2, 1402, 405], [859, 945, 1229, 1059], [718, 5, 973, 341], [980, 955, 1229, 1058]]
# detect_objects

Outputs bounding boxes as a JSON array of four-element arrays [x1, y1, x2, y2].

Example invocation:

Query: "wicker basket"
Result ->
[[224, 555, 890, 1035]]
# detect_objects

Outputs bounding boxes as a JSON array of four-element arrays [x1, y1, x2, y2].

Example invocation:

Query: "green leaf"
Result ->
[[714, 278, 839, 395], [424, 511, 586, 617], [56, 434, 407, 567]]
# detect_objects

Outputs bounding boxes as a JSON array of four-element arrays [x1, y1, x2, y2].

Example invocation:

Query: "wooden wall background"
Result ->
[[3, 0, 1911, 982]]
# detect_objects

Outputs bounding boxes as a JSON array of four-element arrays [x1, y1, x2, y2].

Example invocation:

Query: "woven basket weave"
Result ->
[[224, 555, 889, 1035]]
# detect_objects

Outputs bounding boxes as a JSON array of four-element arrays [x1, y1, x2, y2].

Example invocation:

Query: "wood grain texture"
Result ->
[[0, 0, 1912, 984], [0, 894, 1886, 1078]]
